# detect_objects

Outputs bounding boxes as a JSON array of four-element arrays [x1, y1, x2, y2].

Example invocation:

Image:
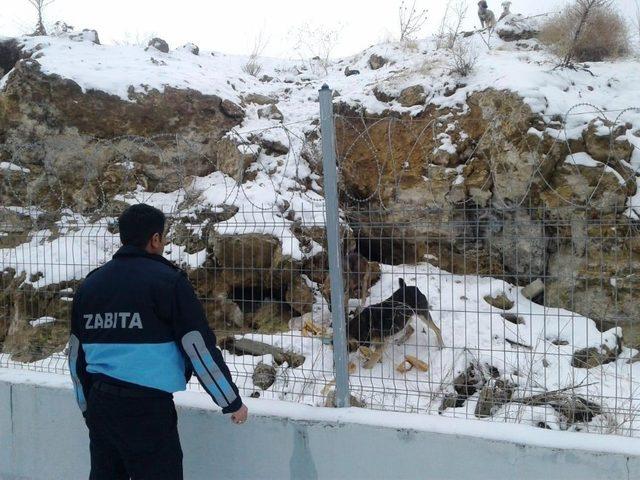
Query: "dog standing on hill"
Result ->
[[478, 1, 497, 30], [499, 1, 512, 21]]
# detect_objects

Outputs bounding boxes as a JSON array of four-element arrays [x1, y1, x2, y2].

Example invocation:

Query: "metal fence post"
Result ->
[[319, 84, 350, 408]]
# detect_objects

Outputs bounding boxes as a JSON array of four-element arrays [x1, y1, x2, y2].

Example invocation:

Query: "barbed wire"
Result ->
[[2, 102, 640, 437]]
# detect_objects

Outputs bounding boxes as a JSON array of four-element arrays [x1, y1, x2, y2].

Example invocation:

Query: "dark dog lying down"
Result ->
[[347, 278, 444, 368]]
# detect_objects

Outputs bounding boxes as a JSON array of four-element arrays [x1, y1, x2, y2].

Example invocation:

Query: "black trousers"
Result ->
[[86, 383, 183, 480]]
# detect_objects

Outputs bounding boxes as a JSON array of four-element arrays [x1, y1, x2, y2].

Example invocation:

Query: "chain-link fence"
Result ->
[[2, 87, 640, 437]]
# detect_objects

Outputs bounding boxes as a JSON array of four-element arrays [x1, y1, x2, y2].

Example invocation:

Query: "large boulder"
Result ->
[[540, 154, 628, 217], [489, 211, 548, 279], [368, 54, 387, 70], [243, 93, 277, 105], [545, 217, 640, 345], [398, 85, 426, 107], [1, 276, 76, 362], [496, 14, 540, 42], [285, 276, 314, 315], [257, 104, 284, 121], [179, 43, 200, 55], [147, 37, 169, 53], [0, 38, 24, 75], [0, 60, 244, 211]]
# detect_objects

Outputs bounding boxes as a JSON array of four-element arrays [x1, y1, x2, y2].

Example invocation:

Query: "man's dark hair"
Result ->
[[118, 204, 166, 248]]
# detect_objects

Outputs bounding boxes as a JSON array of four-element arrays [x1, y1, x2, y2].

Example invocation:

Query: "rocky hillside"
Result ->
[[2, 17, 640, 430]]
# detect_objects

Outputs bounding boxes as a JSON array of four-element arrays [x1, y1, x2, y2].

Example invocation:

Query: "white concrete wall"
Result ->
[[2, 374, 640, 480]]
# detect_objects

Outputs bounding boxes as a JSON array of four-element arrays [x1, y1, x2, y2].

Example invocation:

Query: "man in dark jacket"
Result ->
[[68, 203, 248, 480]]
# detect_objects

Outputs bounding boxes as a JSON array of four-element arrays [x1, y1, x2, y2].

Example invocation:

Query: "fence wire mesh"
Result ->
[[2, 99, 640, 437]]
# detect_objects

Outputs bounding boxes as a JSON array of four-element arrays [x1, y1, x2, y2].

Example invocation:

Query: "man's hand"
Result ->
[[231, 404, 248, 425]]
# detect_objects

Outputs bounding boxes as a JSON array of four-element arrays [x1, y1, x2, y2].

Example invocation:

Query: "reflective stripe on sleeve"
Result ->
[[68, 334, 87, 412], [181, 330, 238, 407]]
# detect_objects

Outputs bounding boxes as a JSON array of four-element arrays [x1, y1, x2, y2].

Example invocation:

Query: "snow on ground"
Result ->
[[566, 152, 627, 185], [0, 162, 30, 173], [11, 19, 640, 140], [3, 260, 639, 436], [0, 211, 119, 288], [216, 263, 640, 436], [29, 316, 56, 327]]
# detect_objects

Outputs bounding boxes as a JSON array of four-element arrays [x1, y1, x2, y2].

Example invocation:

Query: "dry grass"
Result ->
[[540, 2, 629, 63], [242, 59, 262, 77]]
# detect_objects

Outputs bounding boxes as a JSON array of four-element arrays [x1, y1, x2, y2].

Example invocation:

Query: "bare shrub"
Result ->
[[402, 38, 420, 52], [399, 0, 429, 42], [540, 0, 629, 65], [290, 24, 341, 76], [26, 0, 55, 36], [242, 31, 268, 78], [450, 40, 478, 76], [436, 0, 468, 50]]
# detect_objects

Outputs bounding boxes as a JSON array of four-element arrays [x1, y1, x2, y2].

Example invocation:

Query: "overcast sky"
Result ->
[[2, 0, 635, 58]]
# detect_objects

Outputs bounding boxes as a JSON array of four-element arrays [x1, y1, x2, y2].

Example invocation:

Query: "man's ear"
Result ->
[[149, 232, 162, 249]]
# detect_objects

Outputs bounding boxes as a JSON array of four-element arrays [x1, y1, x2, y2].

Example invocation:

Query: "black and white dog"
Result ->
[[348, 278, 444, 369]]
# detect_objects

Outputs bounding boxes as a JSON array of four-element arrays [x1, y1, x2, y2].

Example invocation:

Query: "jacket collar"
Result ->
[[113, 245, 179, 270]]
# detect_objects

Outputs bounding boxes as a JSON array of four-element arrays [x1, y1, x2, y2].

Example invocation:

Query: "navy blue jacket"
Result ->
[[68, 245, 242, 414]]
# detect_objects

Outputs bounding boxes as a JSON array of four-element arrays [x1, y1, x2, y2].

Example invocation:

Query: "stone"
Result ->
[[180, 43, 200, 55], [215, 138, 256, 182], [257, 104, 284, 121], [243, 93, 277, 105], [398, 85, 425, 107], [368, 54, 387, 70], [571, 335, 622, 369], [285, 277, 314, 315], [2, 277, 77, 362], [463, 157, 492, 207], [210, 233, 282, 271], [259, 137, 289, 155], [220, 99, 245, 119], [521, 279, 544, 300], [52, 21, 74, 34], [221, 337, 305, 367], [0, 61, 245, 209], [439, 393, 465, 412], [500, 313, 525, 325], [344, 66, 360, 76], [146, 37, 169, 53], [68, 29, 101, 45], [0, 39, 23, 76], [324, 390, 365, 408], [583, 122, 634, 164], [553, 396, 602, 424], [545, 232, 640, 347], [247, 302, 292, 333], [483, 293, 514, 310], [454, 364, 482, 398], [440, 365, 483, 412], [496, 15, 540, 42], [541, 160, 628, 216], [252, 363, 277, 390], [475, 378, 516, 418], [0, 208, 36, 248], [489, 212, 548, 280], [372, 86, 396, 103]]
